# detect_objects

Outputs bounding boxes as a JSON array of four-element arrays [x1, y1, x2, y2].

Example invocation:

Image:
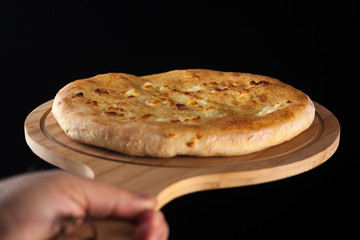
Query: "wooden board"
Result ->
[[24, 100, 340, 239]]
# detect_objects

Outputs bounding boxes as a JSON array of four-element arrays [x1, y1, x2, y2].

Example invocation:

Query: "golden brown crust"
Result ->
[[52, 69, 315, 157]]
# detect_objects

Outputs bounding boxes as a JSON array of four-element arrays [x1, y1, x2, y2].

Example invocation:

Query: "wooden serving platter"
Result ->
[[25, 100, 340, 239]]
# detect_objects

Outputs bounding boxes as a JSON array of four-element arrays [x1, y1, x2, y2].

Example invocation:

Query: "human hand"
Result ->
[[0, 170, 169, 240]]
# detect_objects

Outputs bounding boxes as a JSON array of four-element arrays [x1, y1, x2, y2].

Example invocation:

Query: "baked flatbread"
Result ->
[[52, 69, 315, 157]]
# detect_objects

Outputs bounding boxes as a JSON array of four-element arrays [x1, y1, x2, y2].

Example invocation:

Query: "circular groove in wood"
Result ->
[[34, 100, 326, 168]]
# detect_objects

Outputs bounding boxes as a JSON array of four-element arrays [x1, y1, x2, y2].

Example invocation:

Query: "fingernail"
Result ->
[[137, 194, 157, 210], [135, 211, 169, 240], [137, 193, 157, 203]]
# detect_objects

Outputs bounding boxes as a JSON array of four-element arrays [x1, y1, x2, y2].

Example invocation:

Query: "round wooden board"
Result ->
[[25, 100, 340, 209]]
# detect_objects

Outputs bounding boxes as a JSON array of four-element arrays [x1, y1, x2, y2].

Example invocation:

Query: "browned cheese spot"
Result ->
[[103, 111, 124, 117], [175, 103, 187, 110], [249, 80, 270, 86], [142, 113, 154, 119], [72, 92, 84, 98], [85, 100, 98, 106], [94, 88, 110, 95]]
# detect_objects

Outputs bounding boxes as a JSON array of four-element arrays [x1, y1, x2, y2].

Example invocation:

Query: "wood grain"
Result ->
[[24, 100, 340, 239]]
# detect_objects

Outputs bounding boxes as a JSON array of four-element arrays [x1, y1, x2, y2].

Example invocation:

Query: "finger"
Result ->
[[134, 210, 169, 240]]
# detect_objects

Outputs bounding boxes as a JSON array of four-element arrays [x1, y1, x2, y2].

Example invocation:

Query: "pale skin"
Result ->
[[0, 170, 169, 240]]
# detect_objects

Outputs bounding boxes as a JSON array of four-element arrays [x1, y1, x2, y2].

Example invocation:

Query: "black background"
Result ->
[[2, 0, 358, 239]]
